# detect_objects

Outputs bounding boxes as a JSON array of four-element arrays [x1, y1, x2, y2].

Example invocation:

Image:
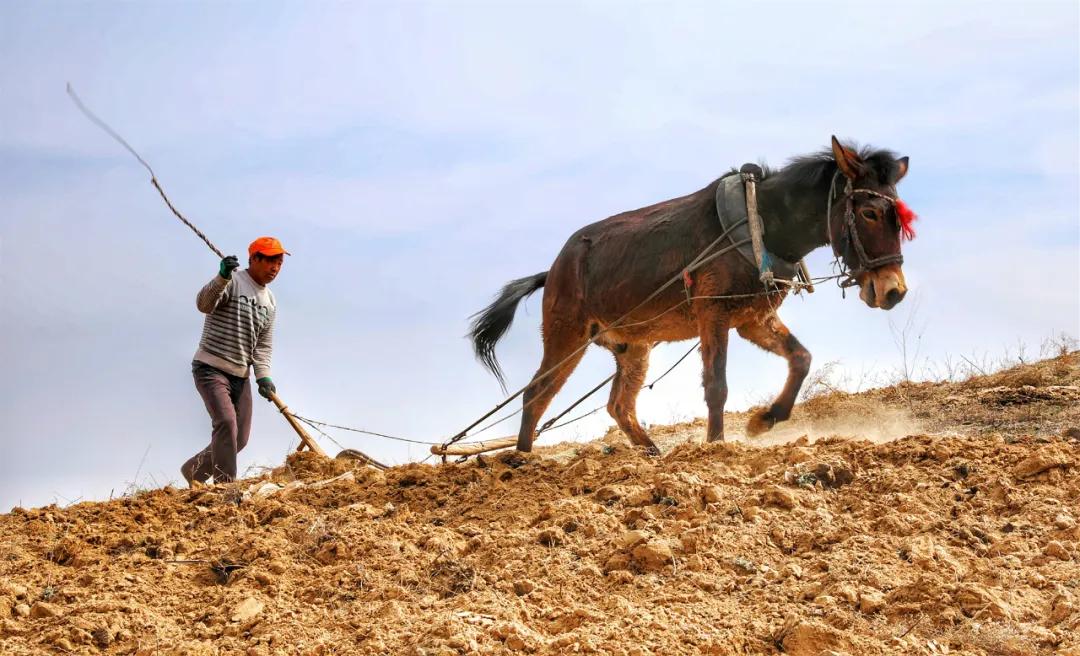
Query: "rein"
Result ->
[[826, 170, 904, 288]]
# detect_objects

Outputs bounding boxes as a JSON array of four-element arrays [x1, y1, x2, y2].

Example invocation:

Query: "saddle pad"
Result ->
[[714, 174, 801, 282]]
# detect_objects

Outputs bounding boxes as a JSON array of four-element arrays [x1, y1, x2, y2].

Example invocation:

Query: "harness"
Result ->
[[715, 165, 812, 293]]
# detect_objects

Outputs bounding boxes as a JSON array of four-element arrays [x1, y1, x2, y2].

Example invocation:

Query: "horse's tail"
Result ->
[[469, 271, 548, 390]]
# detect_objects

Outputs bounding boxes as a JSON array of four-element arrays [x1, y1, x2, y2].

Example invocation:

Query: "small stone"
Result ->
[[631, 541, 674, 571], [763, 486, 797, 510], [702, 486, 723, 504], [506, 635, 526, 650], [268, 561, 287, 575], [1054, 514, 1076, 530], [905, 535, 936, 569], [513, 580, 535, 596], [253, 572, 273, 586], [604, 554, 631, 572], [13, 603, 30, 618], [834, 583, 858, 605], [1051, 596, 1076, 624], [1013, 453, 1070, 479], [1044, 541, 1071, 561], [859, 590, 885, 614], [30, 601, 60, 619], [625, 488, 656, 507], [810, 461, 855, 488], [955, 584, 1012, 620], [53, 637, 75, 651], [730, 557, 758, 574], [782, 563, 803, 580], [243, 481, 283, 501], [231, 597, 265, 624], [537, 528, 562, 547], [617, 530, 649, 550]]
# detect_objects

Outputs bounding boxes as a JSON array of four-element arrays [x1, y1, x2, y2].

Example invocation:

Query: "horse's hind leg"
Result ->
[[736, 312, 812, 436], [606, 342, 658, 455], [516, 320, 590, 452]]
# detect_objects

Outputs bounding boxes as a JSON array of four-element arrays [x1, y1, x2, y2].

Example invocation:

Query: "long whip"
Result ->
[[65, 83, 224, 258]]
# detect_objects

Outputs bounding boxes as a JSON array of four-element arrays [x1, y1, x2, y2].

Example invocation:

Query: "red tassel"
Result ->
[[896, 199, 917, 241]]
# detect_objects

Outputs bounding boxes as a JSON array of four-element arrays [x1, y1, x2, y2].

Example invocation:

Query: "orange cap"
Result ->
[[248, 236, 291, 257]]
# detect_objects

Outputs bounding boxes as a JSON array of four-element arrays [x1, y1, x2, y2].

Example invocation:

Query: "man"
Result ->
[[181, 237, 288, 486]]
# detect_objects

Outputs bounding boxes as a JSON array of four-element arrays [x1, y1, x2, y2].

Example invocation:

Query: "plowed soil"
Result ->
[[2, 354, 1078, 656]]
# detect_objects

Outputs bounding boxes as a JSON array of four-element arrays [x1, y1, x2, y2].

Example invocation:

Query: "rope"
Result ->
[[533, 338, 703, 437], [66, 83, 225, 259], [646, 341, 699, 390], [293, 336, 704, 459], [292, 415, 442, 446], [293, 416, 389, 469], [537, 374, 615, 433]]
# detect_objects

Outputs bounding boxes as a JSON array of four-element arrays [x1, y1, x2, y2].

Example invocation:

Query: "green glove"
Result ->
[[257, 377, 276, 400], [219, 255, 240, 279]]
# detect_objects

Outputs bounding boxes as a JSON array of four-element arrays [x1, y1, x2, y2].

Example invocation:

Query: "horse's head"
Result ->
[[827, 136, 914, 310]]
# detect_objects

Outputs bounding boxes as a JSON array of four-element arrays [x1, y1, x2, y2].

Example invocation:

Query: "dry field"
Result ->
[[2, 353, 1078, 655]]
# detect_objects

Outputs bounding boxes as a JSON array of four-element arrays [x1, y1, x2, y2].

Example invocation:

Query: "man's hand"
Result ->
[[257, 377, 276, 400], [219, 255, 240, 279]]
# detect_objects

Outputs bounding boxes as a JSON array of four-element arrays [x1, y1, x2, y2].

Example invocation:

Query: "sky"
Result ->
[[1, 1, 1077, 511]]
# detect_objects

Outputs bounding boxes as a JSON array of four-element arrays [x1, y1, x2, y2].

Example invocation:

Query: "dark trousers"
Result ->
[[184, 361, 252, 483]]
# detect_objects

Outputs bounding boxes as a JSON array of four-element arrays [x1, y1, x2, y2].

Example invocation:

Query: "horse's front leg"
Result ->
[[697, 309, 731, 442], [736, 312, 812, 436]]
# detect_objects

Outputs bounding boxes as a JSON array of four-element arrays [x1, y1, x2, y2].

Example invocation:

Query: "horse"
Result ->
[[469, 137, 914, 453]]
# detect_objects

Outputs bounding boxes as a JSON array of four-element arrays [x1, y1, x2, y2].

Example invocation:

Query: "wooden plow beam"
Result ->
[[430, 436, 518, 457]]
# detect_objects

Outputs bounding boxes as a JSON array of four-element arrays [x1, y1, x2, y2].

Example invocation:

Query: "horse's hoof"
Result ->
[[643, 444, 661, 457], [746, 411, 776, 437]]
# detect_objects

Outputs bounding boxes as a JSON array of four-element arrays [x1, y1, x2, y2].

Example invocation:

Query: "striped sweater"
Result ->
[[193, 269, 276, 379]]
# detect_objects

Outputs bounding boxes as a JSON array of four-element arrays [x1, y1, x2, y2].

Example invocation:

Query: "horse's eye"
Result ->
[[860, 208, 879, 221]]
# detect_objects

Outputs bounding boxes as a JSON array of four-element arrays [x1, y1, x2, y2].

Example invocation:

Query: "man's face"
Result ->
[[249, 253, 284, 285]]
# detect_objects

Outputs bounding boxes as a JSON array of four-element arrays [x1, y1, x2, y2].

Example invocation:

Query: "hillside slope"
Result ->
[[2, 353, 1078, 655]]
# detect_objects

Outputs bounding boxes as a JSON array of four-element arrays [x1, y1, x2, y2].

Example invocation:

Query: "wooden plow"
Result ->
[[430, 436, 518, 458]]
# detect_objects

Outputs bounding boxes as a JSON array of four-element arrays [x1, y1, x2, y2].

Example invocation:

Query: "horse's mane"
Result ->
[[724, 143, 903, 186]]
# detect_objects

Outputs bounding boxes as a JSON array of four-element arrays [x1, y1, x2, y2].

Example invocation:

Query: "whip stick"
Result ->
[[65, 83, 224, 258]]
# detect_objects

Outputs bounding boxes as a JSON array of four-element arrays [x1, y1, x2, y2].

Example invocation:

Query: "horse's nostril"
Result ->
[[886, 288, 903, 305]]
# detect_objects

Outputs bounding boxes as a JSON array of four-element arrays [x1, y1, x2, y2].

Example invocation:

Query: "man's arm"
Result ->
[[196, 256, 238, 314]]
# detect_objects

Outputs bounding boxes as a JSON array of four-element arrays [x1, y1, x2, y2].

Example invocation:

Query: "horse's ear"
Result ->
[[831, 135, 862, 180], [894, 156, 909, 183]]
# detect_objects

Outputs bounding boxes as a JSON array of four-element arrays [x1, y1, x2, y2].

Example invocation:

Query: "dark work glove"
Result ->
[[257, 377, 276, 400], [219, 255, 240, 279]]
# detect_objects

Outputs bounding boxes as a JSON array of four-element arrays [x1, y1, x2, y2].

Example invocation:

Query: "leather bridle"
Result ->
[[826, 170, 904, 288]]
